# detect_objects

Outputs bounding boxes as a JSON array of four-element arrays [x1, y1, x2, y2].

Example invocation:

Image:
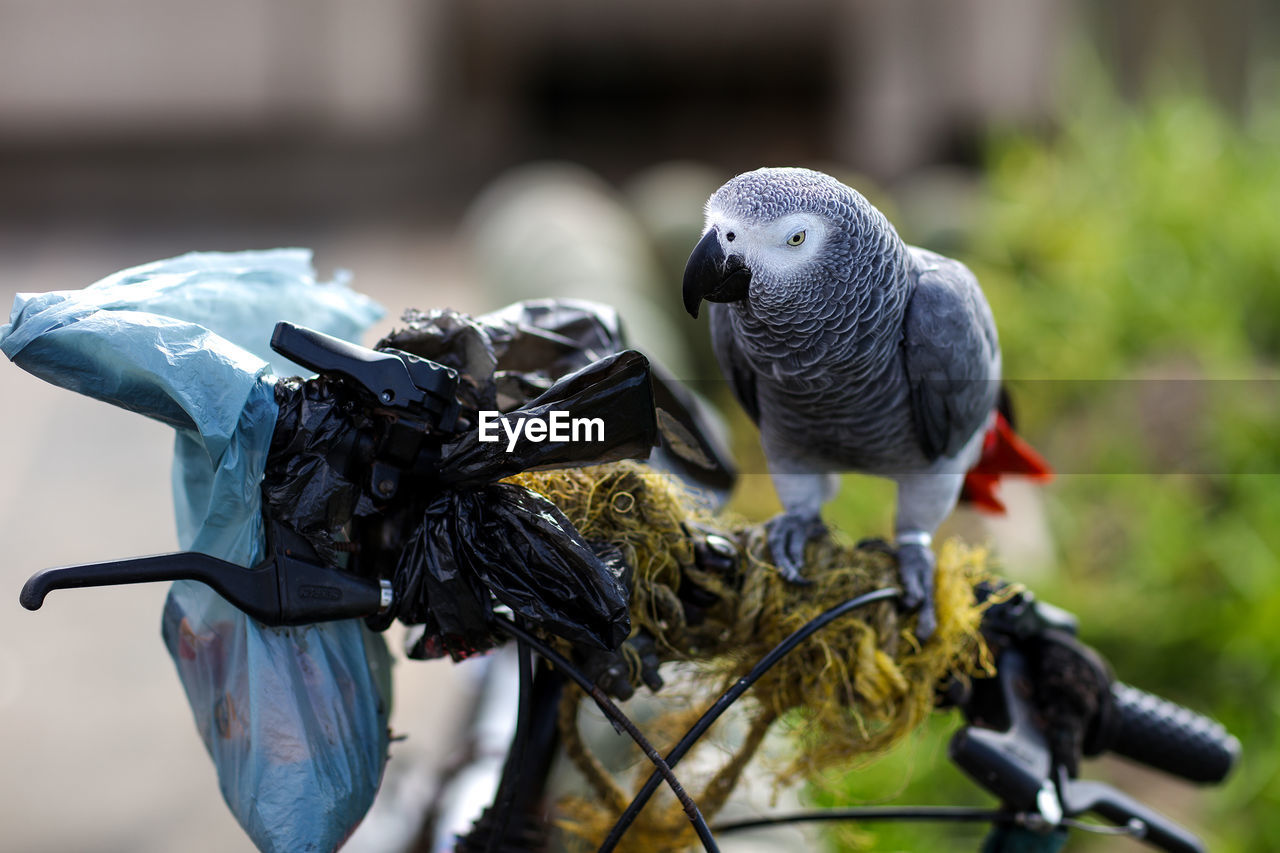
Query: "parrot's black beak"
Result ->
[[682, 228, 752, 319]]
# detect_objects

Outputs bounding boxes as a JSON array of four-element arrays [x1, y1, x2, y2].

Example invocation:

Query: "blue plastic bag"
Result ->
[[2, 249, 392, 853]]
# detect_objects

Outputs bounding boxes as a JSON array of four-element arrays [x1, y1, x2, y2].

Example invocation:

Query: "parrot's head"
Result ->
[[682, 167, 902, 320]]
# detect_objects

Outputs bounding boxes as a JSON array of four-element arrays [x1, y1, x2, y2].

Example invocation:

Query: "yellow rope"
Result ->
[[506, 462, 995, 851], [556, 684, 629, 813]]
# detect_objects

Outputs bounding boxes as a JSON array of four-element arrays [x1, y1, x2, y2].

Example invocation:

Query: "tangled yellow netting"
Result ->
[[505, 461, 996, 852]]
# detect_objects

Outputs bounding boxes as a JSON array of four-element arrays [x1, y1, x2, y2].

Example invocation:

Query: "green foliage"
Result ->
[[975, 88, 1280, 383], [823, 75, 1280, 851], [807, 713, 994, 852]]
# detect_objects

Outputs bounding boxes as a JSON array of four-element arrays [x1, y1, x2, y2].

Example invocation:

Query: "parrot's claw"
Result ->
[[777, 561, 812, 586], [764, 512, 826, 585], [897, 543, 937, 642]]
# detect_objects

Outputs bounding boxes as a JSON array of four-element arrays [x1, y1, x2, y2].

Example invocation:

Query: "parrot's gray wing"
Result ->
[[900, 250, 1000, 461], [709, 301, 760, 424]]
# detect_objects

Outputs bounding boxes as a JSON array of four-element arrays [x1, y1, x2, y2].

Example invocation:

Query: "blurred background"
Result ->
[[1, 0, 1278, 850]]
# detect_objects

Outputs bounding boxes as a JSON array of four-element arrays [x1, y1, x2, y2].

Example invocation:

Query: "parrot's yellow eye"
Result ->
[[786, 230, 806, 246]]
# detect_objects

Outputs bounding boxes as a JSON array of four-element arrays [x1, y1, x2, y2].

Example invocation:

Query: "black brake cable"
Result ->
[[598, 586, 901, 853], [714, 809, 1153, 845], [489, 616, 720, 853], [485, 626, 535, 853], [713, 806, 1012, 833]]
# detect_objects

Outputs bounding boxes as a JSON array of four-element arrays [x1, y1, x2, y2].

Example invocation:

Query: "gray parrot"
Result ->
[[682, 167, 1050, 639]]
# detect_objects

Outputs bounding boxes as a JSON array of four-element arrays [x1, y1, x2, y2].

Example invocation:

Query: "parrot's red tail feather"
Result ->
[[960, 413, 1053, 515]]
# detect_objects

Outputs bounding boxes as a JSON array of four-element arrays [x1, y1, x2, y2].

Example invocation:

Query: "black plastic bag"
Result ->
[[384, 299, 736, 496], [263, 317, 660, 662], [263, 375, 369, 566], [391, 349, 654, 660], [262, 298, 735, 664], [397, 484, 629, 660], [437, 349, 656, 485]]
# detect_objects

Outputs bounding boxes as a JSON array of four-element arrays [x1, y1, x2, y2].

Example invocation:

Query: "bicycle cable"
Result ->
[[490, 616, 721, 853], [713, 805, 1011, 833], [598, 585, 901, 852], [484, 627, 535, 853]]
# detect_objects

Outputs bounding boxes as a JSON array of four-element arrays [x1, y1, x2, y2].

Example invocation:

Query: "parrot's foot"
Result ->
[[897, 542, 937, 642], [764, 512, 826, 585]]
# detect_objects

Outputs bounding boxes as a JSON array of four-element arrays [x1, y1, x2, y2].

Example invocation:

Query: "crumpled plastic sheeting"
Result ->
[[394, 350, 654, 660], [1, 249, 391, 853], [4, 248, 380, 378], [264, 336, 651, 661], [2, 248, 383, 559], [162, 594, 393, 853], [264, 374, 371, 568], [281, 299, 728, 661], [384, 298, 737, 499], [397, 484, 630, 660], [437, 348, 658, 487]]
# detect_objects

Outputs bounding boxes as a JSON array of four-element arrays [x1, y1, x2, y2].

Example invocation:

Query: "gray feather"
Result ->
[[901, 248, 1001, 461]]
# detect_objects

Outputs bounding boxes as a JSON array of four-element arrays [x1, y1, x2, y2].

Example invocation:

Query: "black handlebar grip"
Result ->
[[1106, 682, 1240, 784]]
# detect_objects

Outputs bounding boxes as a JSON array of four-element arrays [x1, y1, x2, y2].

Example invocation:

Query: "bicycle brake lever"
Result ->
[[20, 523, 392, 626], [949, 649, 1059, 819], [271, 321, 460, 429], [1059, 775, 1204, 853], [271, 322, 462, 503], [952, 646, 1208, 853]]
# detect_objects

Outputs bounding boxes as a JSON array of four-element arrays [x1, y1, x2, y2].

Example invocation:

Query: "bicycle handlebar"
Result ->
[[947, 586, 1239, 852], [1102, 682, 1240, 785], [14, 316, 1240, 853]]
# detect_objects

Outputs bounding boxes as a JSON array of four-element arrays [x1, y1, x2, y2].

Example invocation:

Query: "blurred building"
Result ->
[[2, 0, 1273, 221]]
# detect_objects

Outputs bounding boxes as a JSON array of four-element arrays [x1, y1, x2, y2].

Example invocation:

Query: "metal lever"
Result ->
[[949, 650, 1055, 814], [1061, 776, 1204, 853], [270, 321, 460, 429], [950, 646, 1206, 853], [20, 523, 392, 627], [271, 321, 464, 503]]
